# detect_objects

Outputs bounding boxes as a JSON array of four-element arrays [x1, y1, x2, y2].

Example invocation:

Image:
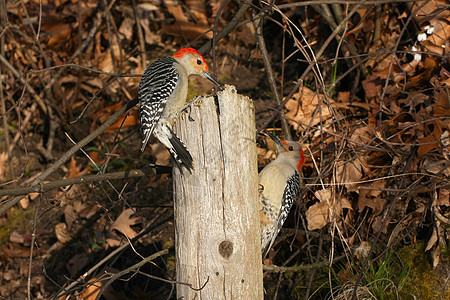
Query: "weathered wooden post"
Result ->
[[173, 85, 263, 299]]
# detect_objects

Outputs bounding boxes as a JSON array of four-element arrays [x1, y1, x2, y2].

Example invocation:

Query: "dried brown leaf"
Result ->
[[79, 204, 101, 220], [357, 180, 386, 214], [306, 189, 352, 230], [68, 156, 86, 179], [55, 223, 71, 243], [43, 23, 74, 46], [336, 159, 363, 192], [19, 197, 29, 209], [433, 89, 450, 118], [2, 243, 37, 258], [79, 267, 119, 300], [64, 205, 76, 229], [105, 110, 139, 132], [149, 143, 171, 166], [362, 74, 381, 99], [140, 17, 159, 45], [119, 18, 134, 41], [305, 202, 329, 231], [337, 91, 350, 103], [417, 121, 442, 156], [285, 86, 332, 131], [423, 159, 450, 177], [438, 189, 450, 206], [9, 231, 24, 244], [111, 209, 139, 239], [431, 245, 440, 268]]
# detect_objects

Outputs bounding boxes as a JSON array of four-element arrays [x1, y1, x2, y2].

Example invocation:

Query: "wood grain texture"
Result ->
[[173, 85, 263, 299]]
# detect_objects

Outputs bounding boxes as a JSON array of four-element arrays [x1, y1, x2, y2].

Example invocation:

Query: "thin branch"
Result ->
[[198, 1, 250, 55], [257, 0, 368, 134], [252, 11, 292, 140], [0, 37, 13, 178], [27, 194, 42, 300], [263, 253, 346, 273], [137, 270, 209, 291], [277, 0, 416, 9], [0, 97, 139, 216], [29, 64, 141, 77], [94, 249, 169, 300], [0, 54, 47, 114], [131, 0, 147, 69], [56, 216, 172, 298], [377, 0, 429, 127]]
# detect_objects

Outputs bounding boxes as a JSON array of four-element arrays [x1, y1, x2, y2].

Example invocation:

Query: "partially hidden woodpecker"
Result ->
[[138, 48, 220, 172], [259, 134, 305, 259]]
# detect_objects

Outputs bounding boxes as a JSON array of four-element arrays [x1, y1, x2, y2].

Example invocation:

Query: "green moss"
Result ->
[[163, 241, 175, 273], [319, 243, 450, 299], [0, 207, 35, 247], [399, 242, 450, 299]]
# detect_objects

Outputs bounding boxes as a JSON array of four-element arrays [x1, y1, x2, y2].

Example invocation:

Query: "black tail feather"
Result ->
[[167, 127, 194, 174]]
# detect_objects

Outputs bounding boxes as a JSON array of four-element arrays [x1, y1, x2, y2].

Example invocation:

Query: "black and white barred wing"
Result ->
[[138, 57, 179, 152], [263, 171, 300, 258]]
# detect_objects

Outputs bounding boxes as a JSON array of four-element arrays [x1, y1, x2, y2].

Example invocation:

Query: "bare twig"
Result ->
[[56, 216, 172, 297], [198, 1, 250, 55], [9, 102, 37, 153], [0, 97, 139, 216], [257, 0, 368, 134], [132, 0, 147, 69], [0, 36, 13, 178], [30, 64, 141, 77], [252, 11, 292, 140], [377, 0, 429, 127], [0, 164, 169, 197], [277, 0, 416, 9], [210, 0, 228, 87], [94, 249, 169, 300], [0, 54, 47, 114], [36, 0, 42, 41], [311, 3, 368, 76], [137, 270, 209, 291], [27, 193, 42, 300], [263, 253, 346, 273]]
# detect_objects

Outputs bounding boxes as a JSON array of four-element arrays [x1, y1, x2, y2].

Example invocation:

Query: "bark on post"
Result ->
[[173, 85, 263, 299]]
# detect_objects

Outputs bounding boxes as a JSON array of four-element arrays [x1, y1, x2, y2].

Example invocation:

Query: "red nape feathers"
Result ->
[[297, 148, 305, 172]]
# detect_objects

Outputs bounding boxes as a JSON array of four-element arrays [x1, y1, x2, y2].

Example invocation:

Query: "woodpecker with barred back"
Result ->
[[259, 134, 305, 258], [138, 48, 219, 172]]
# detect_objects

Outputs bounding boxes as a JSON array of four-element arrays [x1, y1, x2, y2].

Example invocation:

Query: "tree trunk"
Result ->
[[173, 85, 263, 299]]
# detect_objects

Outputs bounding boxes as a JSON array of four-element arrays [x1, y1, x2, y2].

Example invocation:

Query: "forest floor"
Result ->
[[0, 0, 449, 299]]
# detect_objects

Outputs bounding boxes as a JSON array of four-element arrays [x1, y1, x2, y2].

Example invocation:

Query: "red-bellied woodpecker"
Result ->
[[259, 134, 305, 258], [138, 48, 219, 172]]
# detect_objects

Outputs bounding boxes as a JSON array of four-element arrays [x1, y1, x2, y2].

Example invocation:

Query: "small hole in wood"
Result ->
[[218, 240, 233, 259], [216, 272, 220, 276], [241, 279, 245, 283]]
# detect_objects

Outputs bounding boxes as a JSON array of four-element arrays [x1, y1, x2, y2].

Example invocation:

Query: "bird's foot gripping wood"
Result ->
[[181, 96, 203, 122]]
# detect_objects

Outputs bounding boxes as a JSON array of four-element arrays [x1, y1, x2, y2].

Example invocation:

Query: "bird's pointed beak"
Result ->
[[203, 70, 220, 87]]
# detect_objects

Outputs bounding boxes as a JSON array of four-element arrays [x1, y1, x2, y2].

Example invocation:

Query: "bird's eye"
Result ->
[[289, 146, 294, 151], [197, 59, 202, 65]]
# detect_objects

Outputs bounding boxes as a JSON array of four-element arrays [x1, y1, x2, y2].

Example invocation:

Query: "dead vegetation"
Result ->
[[0, 0, 449, 299]]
